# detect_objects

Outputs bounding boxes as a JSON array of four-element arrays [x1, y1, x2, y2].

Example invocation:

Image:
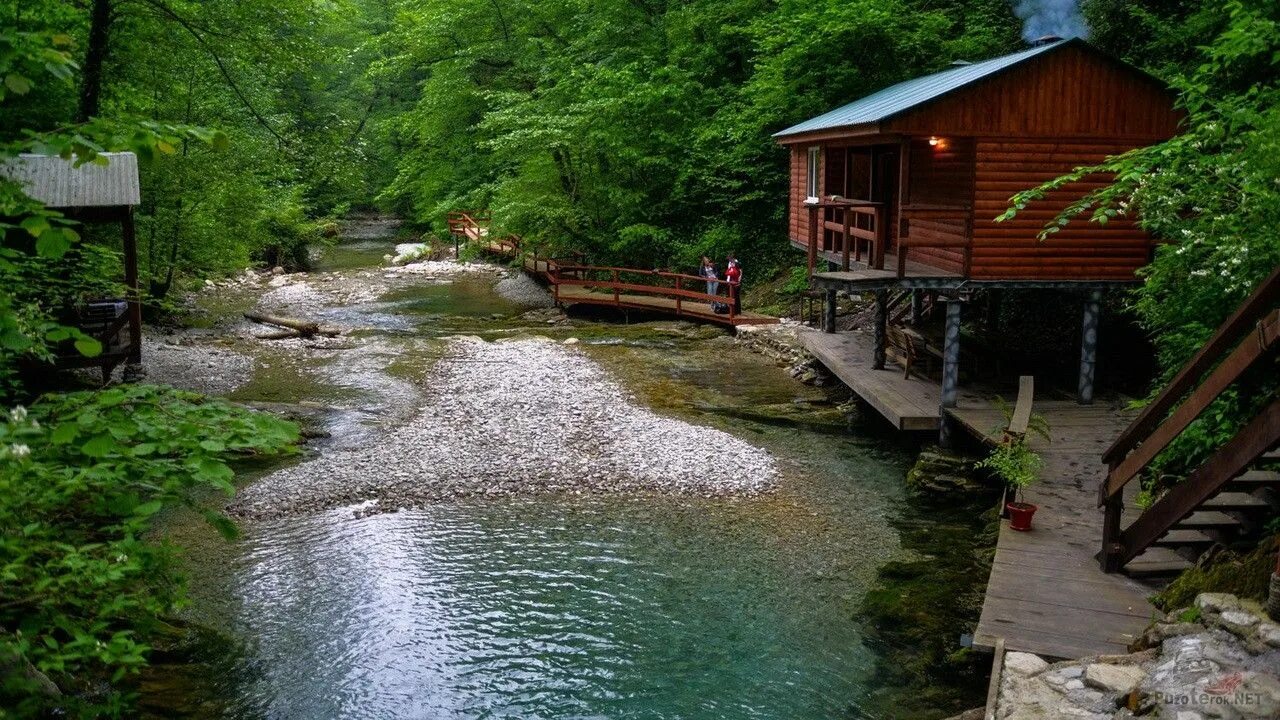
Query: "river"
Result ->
[[148, 226, 987, 719]]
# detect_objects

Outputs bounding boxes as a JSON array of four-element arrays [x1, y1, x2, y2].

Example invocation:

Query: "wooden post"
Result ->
[[1079, 289, 1102, 405], [823, 288, 837, 333], [841, 207, 852, 271], [939, 299, 962, 447], [873, 289, 888, 368], [873, 205, 888, 270], [121, 208, 142, 364], [910, 290, 923, 325], [612, 269, 620, 304], [807, 204, 819, 274], [675, 276, 682, 315], [1099, 483, 1125, 573]]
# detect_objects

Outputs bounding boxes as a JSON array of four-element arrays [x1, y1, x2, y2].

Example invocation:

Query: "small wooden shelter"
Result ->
[[774, 38, 1180, 434], [3, 152, 143, 377]]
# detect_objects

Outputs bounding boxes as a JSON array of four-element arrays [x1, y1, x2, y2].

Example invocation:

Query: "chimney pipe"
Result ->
[[1032, 34, 1063, 47]]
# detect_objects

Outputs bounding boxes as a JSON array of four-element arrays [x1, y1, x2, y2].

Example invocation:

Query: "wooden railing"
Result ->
[[1099, 266, 1280, 572], [446, 210, 491, 238], [805, 199, 974, 279], [806, 200, 886, 274], [546, 264, 741, 321]]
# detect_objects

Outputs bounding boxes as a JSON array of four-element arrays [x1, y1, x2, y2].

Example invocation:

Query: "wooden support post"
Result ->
[[939, 299, 962, 447], [121, 208, 142, 364], [612, 269, 620, 304], [807, 204, 819, 274], [873, 289, 888, 368], [841, 208, 852, 271], [823, 289, 837, 333], [1079, 289, 1102, 405], [1099, 482, 1125, 573], [675, 276, 682, 315], [872, 206, 887, 270], [910, 290, 923, 325]]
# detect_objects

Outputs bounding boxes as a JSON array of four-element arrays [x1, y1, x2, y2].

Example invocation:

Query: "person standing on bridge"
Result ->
[[700, 256, 719, 305], [725, 253, 742, 315]]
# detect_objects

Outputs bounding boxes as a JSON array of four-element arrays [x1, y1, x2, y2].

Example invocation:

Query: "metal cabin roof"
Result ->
[[773, 39, 1070, 139], [2, 152, 141, 208]]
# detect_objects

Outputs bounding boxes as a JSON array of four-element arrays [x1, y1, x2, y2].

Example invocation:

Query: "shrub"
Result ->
[[0, 385, 299, 716]]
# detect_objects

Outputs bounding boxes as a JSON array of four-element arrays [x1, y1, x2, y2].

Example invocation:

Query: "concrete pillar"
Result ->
[[938, 299, 962, 447], [1078, 289, 1102, 405], [823, 289, 837, 333], [873, 289, 888, 369]]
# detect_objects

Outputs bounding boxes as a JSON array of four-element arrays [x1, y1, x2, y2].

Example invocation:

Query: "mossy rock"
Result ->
[[905, 446, 987, 496], [1153, 536, 1277, 611]]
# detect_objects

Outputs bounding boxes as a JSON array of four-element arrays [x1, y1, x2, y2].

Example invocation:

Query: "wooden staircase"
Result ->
[[1099, 267, 1280, 574]]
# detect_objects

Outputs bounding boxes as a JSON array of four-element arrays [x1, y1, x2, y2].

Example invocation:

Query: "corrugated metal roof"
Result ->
[[774, 40, 1070, 138], [2, 152, 141, 208]]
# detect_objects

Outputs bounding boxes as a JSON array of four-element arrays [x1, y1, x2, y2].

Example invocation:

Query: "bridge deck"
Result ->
[[950, 400, 1169, 660]]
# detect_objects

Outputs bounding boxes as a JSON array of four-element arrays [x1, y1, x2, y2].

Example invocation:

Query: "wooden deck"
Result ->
[[801, 330, 984, 430], [789, 238, 962, 289], [951, 400, 1170, 660]]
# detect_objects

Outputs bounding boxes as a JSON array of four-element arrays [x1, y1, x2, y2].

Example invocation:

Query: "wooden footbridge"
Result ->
[[447, 211, 777, 327]]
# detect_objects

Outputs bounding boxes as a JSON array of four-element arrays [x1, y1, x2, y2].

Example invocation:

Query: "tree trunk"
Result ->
[[243, 312, 339, 337], [78, 0, 113, 121]]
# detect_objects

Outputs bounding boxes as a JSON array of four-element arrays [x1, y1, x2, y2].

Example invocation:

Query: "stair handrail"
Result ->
[[1098, 264, 1280, 572], [1102, 266, 1280, 470]]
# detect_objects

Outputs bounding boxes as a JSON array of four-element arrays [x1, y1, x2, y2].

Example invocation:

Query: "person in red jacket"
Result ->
[[724, 253, 742, 314]]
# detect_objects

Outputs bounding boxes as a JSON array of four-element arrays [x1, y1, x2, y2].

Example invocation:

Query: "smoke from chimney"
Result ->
[[1012, 1, 1089, 43]]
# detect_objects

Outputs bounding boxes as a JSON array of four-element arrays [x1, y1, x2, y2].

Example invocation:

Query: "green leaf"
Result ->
[[80, 434, 116, 458], [5, 73, 32, 95], [34, 230, 74, 258], [132, 442, 157, 456], [50, 423, 79, 445], [198, 439, 225, 453], [74, 337, 103, 357], [20, 216, 50, 237], [201, 509, 240, 541], [133, 500, 164, 517]]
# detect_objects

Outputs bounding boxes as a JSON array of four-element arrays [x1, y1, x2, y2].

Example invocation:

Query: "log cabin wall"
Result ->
[[903, 136, 974, 274], [967, 138, 1152, 280], [788, 145, 822, 245]]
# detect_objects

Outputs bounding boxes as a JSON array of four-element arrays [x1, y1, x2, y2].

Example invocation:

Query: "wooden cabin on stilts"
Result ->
[[774, 37, 1181, 443], [3, 152, 144, 381]]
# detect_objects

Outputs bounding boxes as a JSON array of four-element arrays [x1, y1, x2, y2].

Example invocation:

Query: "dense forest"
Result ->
[[2, 0, 1279, 715]]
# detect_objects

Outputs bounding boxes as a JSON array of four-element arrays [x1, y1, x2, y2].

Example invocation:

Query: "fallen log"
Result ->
[[243, 312, 340, 337]]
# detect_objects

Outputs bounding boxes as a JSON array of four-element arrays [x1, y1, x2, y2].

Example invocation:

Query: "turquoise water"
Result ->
[[163, 238, 931, 719]]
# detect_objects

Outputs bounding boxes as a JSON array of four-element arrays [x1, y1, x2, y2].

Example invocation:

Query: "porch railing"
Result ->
[[546, 264, 741, 322], [805, 199, 973, 278]]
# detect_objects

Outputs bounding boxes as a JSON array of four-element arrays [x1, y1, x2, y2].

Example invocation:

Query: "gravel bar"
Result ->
[[232, 336, 778, 518]]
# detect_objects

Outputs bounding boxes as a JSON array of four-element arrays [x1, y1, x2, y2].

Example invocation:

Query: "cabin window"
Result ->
[[806, 146, 820, 201]]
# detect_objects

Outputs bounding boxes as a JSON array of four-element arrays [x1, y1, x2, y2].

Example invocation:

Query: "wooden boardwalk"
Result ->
[[951, 401, 1171, 660], [462, 225, 777, 328], [801, 330, 984, 430]]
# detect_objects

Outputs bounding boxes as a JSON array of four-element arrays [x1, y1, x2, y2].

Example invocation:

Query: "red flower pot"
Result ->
[[1006, 502, 1038, 531]]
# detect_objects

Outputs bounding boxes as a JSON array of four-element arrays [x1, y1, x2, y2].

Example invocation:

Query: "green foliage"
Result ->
[[976, 439, 1042, 503], [376, 0, 1018, 272], [0, 385, 298, 716]]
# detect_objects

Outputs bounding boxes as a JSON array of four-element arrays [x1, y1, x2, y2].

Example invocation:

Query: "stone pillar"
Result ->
[[824, 289, 837, 333], [1078, 289, 1102, 405], [939, 299, 962, 447], [873, 289, 888, 369]]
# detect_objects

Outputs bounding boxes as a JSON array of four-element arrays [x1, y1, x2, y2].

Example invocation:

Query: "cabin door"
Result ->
[[870, 148, 899, 255]]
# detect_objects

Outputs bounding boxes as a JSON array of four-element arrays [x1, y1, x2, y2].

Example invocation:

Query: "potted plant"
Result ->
[[977, 404, 1050, 531]]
